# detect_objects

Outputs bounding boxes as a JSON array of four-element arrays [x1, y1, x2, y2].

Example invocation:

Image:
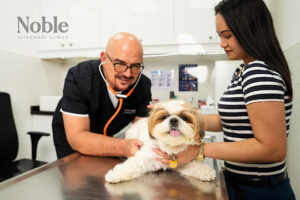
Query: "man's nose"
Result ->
[[123, 66, 132, 77]]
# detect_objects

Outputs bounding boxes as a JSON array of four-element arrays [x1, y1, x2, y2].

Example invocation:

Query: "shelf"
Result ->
[[31, 106, 54, 116]]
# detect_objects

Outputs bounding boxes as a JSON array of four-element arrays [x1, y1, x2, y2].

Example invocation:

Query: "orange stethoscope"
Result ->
[[98, 62, 141, 136]]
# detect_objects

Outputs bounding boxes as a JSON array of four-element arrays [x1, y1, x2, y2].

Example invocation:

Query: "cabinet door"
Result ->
[[132, 0, 174, 46], [100, 0, 174, 47], [65, 0, 100, 49], [99, 0, 135, 48], [174, 0, 218, 44], [38, 0, 68, 51], [38, 0, 100, 51]]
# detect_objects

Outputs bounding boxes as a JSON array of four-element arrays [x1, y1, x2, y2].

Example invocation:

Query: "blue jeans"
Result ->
[[225, 175, 296, 200]]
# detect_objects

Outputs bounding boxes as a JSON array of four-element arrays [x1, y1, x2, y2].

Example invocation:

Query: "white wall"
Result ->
[[285, 44, 300, 197], [214, 60, 241, 105], [266, 0, 300, 197], [0, 50, 63, 160], [0, 0, 40, 57], [266, 0, 300, 51], [0, 0, 66, 160]]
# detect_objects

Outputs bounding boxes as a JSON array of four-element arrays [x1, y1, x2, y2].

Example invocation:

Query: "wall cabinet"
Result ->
[[131, 0, 174, 46], [100, 0, 174, 47], [99, 0, 135, 48], [38, 0, 100, 52], [38, 0, 222, 58], [174, 0, 219, 44]]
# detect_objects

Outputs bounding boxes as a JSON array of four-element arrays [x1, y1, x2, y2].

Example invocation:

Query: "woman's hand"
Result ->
[[176, 145, 200, 164], [153, 145, 199, 167]]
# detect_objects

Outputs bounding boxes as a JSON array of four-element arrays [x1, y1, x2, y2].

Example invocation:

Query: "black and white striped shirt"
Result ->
[[218, 60, 292, 178]]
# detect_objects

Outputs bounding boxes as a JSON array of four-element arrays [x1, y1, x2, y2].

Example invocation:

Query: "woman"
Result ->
[[153, 0, 296, 199]]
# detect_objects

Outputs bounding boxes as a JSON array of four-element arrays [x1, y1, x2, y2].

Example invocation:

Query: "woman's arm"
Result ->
[[203, 114, 223, 132], [156, 101, 287, 165], [204, 101, 287, 163]]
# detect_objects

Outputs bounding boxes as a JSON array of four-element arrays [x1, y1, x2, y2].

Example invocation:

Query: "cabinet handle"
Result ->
[[209, 36, 213, 40], [60, 43, 64, 47], [69, 43, 73, 47]]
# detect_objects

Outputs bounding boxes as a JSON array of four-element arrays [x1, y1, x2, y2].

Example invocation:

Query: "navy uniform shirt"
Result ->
[[52, 60, 152, 158]]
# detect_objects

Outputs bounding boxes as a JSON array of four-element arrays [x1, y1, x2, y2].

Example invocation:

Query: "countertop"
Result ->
[[0, 152, 228, 200]]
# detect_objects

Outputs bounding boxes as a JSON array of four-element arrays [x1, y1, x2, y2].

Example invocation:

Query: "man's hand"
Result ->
[[122, 139, 144, 157], [147, 104, 156, 109]]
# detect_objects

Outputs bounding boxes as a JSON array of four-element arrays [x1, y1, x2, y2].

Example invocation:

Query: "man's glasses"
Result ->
[[106, 53, 144, 74]]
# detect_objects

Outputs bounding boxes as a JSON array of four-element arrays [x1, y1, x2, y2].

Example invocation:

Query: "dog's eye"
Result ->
[[180, 116, 190, 122], [161, 115, 168, 120]]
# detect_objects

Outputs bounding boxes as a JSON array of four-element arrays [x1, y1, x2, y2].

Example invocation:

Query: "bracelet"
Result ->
[[196, 143, 205, 161]]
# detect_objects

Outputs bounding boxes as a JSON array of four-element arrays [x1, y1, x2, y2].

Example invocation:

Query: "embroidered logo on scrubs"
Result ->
[[123, 109, 136, 115]]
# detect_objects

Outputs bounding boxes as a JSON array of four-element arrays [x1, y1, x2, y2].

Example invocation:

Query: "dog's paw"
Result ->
[[105, 169, 123, 183], [177, 160, 216, 181], [196, 164, 216, 181], [105, 165, 141, 183]]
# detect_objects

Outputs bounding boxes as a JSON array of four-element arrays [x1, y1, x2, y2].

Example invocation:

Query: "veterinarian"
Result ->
[[154, 0, 296, 199], [52, 32, 151, 159]]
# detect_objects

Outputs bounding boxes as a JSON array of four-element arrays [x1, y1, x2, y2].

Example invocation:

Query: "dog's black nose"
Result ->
[[170, 118, 178, 126]]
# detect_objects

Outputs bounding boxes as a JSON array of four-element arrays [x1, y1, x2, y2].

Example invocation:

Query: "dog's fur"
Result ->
[[105, 100, 216, 183]]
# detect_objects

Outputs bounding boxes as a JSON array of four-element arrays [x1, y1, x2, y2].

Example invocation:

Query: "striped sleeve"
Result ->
[[241, 62, 286, 105]]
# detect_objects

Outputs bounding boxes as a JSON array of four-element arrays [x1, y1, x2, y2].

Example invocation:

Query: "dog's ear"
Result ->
[[199, 111, 206, 139], [147, 103, 165, 132], [148, 109, 155, 135], [148, 105, 168, 139], [199, 127, 205, 139], [147, 106, 160, 136], [193, 109, 206, 143]]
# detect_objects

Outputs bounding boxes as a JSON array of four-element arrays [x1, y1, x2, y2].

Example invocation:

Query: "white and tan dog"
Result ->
[[105, 100, 216, 183]]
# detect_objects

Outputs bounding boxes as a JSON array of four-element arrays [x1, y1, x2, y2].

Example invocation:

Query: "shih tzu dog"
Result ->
[[105, 100, 216, 183]]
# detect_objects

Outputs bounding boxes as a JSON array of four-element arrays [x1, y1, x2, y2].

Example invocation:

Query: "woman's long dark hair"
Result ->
[[215, 0, 293, 98]]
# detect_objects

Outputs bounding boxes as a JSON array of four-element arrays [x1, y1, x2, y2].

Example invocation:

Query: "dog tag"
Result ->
[[169, 160, 178, 168]]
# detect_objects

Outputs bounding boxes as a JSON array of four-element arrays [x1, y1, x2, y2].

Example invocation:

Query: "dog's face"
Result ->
[[148, 100, 205, 148]]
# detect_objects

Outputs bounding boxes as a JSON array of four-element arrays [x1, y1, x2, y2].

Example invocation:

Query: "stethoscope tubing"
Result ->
[[98, 62, 141, 136]]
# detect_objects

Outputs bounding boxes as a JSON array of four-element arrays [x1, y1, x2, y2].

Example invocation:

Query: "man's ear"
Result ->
[[100, 51, 106, 62]]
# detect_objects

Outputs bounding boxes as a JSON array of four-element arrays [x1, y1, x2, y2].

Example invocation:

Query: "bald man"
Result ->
[[52, 32, 152, 159]]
